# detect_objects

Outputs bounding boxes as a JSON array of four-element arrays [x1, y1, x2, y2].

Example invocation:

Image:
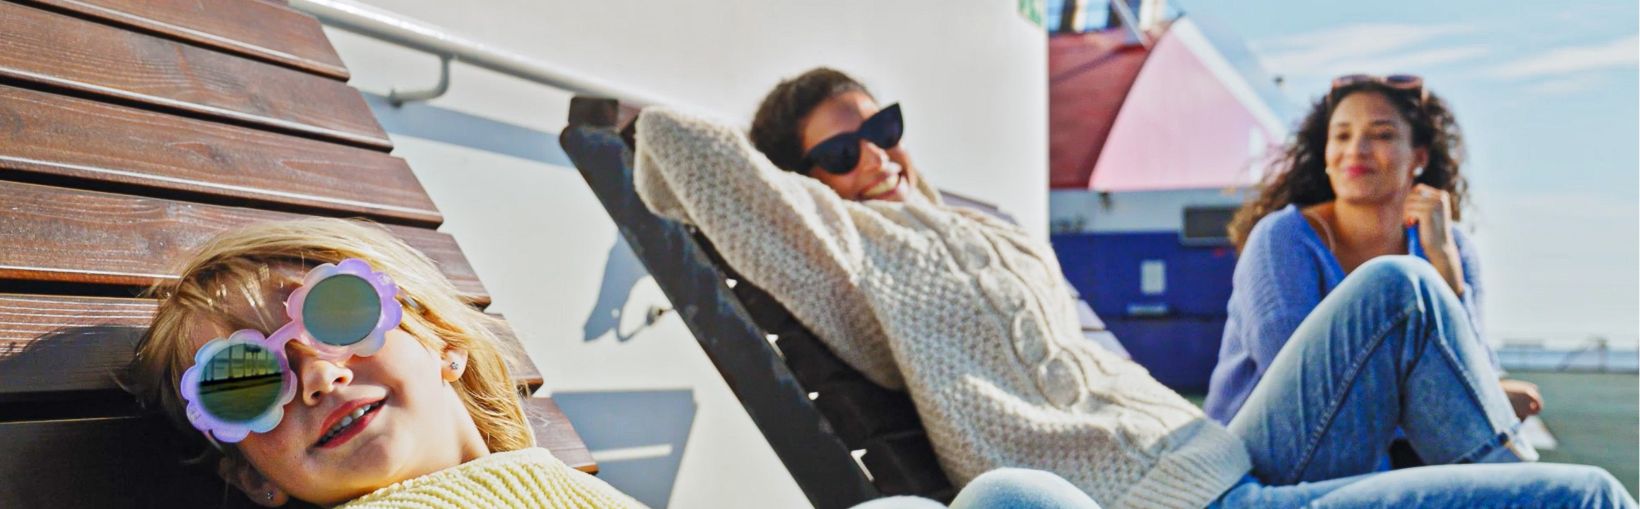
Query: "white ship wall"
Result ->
[[1050, 188, 1246, 234], [320, 2, 1048, 507]]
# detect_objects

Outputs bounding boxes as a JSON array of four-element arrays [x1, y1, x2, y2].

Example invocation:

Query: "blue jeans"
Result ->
[[1212, 257, 1633, 508], [852, 468, 1102, 509]]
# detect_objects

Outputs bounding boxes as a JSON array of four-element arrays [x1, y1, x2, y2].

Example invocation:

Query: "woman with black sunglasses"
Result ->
[[632, 67, 1632, 508], [750, 68, 922, 202], [1204, 75, 1545, 428]]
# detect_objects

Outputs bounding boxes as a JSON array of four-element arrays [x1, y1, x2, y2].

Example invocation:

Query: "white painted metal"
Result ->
[[289, 0, 678, 107]]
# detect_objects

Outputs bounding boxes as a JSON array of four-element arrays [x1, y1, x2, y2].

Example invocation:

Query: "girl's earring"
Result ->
[[1413, 166, 1425, 177]]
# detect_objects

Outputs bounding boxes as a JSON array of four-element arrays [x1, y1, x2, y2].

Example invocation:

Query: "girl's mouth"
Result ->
[[315, 399, 384, 449]]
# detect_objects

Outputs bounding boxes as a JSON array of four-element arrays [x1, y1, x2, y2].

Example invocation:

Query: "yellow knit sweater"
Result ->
[[335, 448, 647, 509]]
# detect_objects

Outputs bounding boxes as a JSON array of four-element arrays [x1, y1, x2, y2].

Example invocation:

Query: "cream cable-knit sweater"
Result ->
[[634, 108, 1251, 509], [335, 448, 646, 509]]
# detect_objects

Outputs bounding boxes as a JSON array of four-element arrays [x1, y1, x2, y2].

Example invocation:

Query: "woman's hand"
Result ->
[[1500, 379, 1544, 420], [1404, 184, 1465, 296]]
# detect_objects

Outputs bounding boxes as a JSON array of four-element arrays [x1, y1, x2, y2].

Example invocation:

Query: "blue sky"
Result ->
[[1176, 0, 1639, 347]]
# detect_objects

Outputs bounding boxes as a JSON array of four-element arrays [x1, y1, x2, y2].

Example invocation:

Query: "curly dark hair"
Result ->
[[750, 67, 872, 172], [1228, 81, 1469, 250]]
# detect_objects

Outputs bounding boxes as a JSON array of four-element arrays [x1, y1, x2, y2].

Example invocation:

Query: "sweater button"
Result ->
[[1010, 314, 1050, 365], [1035, 355, 1084, 408]]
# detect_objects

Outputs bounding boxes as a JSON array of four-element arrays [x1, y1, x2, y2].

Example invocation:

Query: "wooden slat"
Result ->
[[0, 180, 487, 303], [0, 294, 543, 398], [0, 83, 442, 226], [526, 397, 598, 474], [0, 397, 589, 507], [18, 0, 350, 80], [0, 1, 391, 149]]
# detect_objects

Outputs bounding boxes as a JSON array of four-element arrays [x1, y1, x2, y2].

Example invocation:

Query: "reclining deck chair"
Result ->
[[561, 96, 1126, 508], [0, 1, 591, 506]]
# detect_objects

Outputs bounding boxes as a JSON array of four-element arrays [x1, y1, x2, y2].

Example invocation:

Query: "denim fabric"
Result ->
[[1209, 257, 1634, 508], [1206, 205, 1494, 424], [948, 468, 1102, 509], [850, 468, 1102, 509]]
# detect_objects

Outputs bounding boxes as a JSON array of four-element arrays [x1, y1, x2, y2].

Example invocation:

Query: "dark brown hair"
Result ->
[[750, 67, 872, 172], [1228, 82, 1469, 249]]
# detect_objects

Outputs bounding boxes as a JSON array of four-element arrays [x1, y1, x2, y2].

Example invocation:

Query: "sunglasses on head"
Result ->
[[180, 258, 402, 443], [800, 103, 904, 175], [1328, 73, 1427, 110]]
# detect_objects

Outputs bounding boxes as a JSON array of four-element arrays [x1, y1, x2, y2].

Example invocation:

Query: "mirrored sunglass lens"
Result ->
[[303, 274, 381, 346], [198, 343, 284, 422]]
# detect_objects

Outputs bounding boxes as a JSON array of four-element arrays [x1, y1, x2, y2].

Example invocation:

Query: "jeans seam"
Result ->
[[1428, 318, 1514, 463], [1282, 304, 1417, 485]]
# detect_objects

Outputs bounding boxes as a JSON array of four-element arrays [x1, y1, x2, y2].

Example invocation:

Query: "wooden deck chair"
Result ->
[[561, 96, 1127, 508], [0, 1, 591, 506]]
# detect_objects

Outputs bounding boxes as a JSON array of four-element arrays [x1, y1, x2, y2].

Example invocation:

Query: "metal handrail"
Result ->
[[288, 0, 675, 107]]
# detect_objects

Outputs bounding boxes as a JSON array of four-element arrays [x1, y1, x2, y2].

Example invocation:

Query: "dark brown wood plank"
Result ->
[[0, 83, 442, 227], [0, 415, 230, 508], [0, 294, 543, 398], [0, 1, 391, 149], [18, 0, 350, 80], [526, 397, 598, 474], [0, 180, 486, 303]]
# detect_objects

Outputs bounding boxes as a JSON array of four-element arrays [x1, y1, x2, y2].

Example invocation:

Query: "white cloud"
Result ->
[[1487, 34, 1639, 79], [1524, 76, 1603, 96], [1327, 45, 1492, 76], [1251, 23, 1480, 75]]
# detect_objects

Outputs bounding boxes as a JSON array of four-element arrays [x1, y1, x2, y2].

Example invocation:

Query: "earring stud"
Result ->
[[449, 360, 460, 371]]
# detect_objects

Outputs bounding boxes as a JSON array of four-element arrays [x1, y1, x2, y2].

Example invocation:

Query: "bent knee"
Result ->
[[1533, 464, 1633, 508], [1352, 256, 1441, 287], [951, 468, 1101, 509]]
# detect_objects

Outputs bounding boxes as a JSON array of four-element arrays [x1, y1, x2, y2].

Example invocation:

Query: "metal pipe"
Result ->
[[388, 53, 452, 106], [288, 0, 676, 107]]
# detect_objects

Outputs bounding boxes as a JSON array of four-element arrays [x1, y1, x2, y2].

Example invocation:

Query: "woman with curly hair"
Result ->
[[1205, 75, 1543, 427]]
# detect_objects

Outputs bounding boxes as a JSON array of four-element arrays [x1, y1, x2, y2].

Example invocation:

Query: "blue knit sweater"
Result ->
[[1202, 204, 1495, 423]]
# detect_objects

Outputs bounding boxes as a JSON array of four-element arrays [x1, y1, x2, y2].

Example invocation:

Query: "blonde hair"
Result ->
[[128, 218, 532, 467]]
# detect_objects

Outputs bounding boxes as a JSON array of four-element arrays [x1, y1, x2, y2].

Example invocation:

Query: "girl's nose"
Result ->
[[293, 348, 354, 405]]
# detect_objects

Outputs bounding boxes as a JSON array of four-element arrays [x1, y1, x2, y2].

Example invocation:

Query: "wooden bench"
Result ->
[[560, 96, 1121, 508], [0, 1, 593, 506]]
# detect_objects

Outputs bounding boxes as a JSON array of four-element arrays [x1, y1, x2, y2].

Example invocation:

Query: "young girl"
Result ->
[[128, 218, 644, 508]]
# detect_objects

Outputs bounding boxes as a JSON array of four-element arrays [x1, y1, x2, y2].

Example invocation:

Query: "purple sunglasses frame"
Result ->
[[179, 258, 402, 443]]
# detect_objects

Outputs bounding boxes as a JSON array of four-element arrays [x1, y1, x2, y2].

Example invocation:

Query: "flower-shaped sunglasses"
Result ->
[[180, 258, 402, 443]]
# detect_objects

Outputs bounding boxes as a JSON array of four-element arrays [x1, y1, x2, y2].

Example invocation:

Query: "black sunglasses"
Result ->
[[1327, 73, 1427, 110], [801, 103, 904, 175]]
